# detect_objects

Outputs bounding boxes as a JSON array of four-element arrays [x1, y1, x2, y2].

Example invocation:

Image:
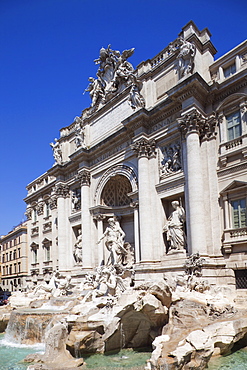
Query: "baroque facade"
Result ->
[[24, 21, 247, 290]]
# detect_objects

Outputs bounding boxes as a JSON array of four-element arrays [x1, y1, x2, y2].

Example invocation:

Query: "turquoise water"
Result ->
[[207, 348, 247, 370], [0, 333, 44, 370], [0, 332, 246, 370]]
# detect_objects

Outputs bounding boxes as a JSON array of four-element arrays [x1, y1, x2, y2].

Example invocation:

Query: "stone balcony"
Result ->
[[222, 227, 247, 253]]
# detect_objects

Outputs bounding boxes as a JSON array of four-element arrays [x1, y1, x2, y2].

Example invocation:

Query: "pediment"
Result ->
[[220, 180, 247, 193]]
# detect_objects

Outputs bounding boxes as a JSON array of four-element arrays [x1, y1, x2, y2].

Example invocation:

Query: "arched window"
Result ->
[[101, 175, 132, 207]]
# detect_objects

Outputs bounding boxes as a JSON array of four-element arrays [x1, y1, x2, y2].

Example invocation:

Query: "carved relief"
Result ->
[[84, 45, 145, 113], [161, 143, 182, 175], [132, 138, 156, 158]]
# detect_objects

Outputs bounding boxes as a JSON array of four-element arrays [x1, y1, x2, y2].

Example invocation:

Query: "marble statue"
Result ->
[[177, 36, 195, 78], [97, 218, 127, 266], [53, 274, 72, 297], [85, 77, 105, 108], [73, 116, 85, 148], [31, 270, 59, 297], [50, 138, 62, 165], [73, 229, 82, 264], [85, 45, 145, 112], [128, 76, 145, 110], [71, 189, 81, 211], [163, 201, 186, 252]]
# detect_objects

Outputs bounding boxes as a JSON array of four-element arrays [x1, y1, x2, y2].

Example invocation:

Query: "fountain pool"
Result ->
[[0, 333, 44, 370]]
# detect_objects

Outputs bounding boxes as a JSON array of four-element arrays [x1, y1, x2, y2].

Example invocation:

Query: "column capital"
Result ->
[[179, 110, 217, 140], [54, 183, 70, 198], [77, 169, 91, 186], [132, 138, 156, 158]]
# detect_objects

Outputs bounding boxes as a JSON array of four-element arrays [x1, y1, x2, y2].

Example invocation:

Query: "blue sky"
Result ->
[[0, 0, 246, 235]]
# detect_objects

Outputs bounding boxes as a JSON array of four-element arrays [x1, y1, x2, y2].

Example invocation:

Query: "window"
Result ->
[[224, 63, 236, 78], [235, 270, 247, 289], [33, 208, 37, 223], [32, 249, 38, 264], [227, 111, 241, 140], [231, 198, 247, 228], [18, 248, 21, 258], [18, 262, 21, 273], [2, 255, 5, 263], [45, 245, 51, 261], [45, 202, 50, 218], [13, 250, 16, 260]]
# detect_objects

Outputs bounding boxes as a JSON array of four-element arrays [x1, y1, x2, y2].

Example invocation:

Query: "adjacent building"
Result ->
[[0, 222, 28, 291], [24, 21, 247, 290]]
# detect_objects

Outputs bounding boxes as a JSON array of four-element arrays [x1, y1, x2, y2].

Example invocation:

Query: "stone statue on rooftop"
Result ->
[[50, 138, 63, 165]]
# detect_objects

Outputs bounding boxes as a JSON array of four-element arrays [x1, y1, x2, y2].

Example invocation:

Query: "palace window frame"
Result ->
[[226, 110, 242, 141]]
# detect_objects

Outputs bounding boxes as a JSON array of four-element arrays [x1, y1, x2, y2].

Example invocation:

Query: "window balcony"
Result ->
[[222, 227, 247, 253]]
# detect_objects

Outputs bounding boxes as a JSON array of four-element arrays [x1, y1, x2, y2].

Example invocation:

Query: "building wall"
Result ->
[[0, 223, 28, 291]]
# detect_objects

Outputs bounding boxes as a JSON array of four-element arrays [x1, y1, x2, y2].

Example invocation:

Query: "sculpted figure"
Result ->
[[73, 116, 85, 148], [50, 138, 62, 165], [31, 270, 59, 297], [85, 77, 105, 108], [73, 229, 82, 264], [163, 201, 186, 251], [128, 78, 145, 110], [97, 218, 127, 266], [177, 37, 195, 78]]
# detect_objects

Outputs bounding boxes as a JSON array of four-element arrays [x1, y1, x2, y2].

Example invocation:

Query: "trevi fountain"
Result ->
[[1, 216, 247, 370]]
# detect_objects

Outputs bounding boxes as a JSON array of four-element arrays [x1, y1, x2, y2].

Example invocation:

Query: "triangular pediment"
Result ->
[[220, 180, 247, 193]]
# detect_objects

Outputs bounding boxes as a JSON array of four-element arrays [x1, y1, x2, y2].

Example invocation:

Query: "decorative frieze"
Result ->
[[132, 138, 156, 158], [77, 170, 91, 186]]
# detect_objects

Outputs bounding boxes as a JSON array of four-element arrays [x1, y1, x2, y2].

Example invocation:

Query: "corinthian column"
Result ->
[[132, 138, 156, 262], [179, 110, 207, 255], [78, 169, 92, 269], [55, 183, 70, 270]]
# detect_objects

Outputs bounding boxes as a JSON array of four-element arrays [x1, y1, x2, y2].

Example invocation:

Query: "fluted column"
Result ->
[[179, 110, 207, 255], [78, 169, 92, 269], [55, 183, 70, 270], [132, 138, 156, 261]]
